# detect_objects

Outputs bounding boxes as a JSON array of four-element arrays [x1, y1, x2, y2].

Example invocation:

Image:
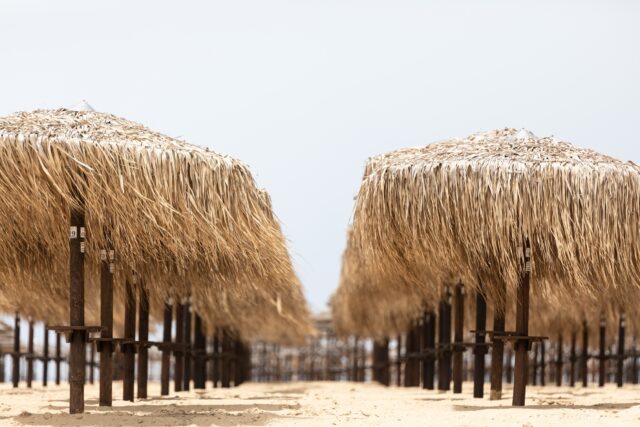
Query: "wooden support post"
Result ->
[[616, 313, 626, 387], [99, 245, 114, 406], [531, 342, 538, 385], [598, 315, 606, 387], [27, 319, 34, 388], [581, 319, 588, 387], [453, 283, 464, 394], [443, 288, 452, 389], [473, 286, 487, 398], [437, 296, 446, 390], [69, 201, 86, 414], [404, 328, 415, 387], [569, 331, 577, 387], [234, 340, 243, 386], [43, 326, 49, 386], [122, 278, 136, 402], [438, 287, 452, 391], [221, 328, 231, 388], [383, 338, 390, 385], [396, 335, 402, 387], [160, 302, 172, 396], [372, 341, 380, 383], [352, 336, 359, 382], [174, 303, 184, 392], [55, 332, 61, 385], [555, 334, 563, 386], [632, 336, 638, 385], [512, 238, 531, 407], [490, 301, 506, 400], [137, 285, 149, 399], [377, 338, 390, 386], [358, 338, 366, 382], [540, 340, 546, 386], [193, 314, 206, 389], [422, 311, 435, 390], [213, 330, 220, 388], [183, 302, 192, 391]]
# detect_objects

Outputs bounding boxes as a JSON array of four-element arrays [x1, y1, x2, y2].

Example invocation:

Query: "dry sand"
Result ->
[[1, 381, 639, 426]]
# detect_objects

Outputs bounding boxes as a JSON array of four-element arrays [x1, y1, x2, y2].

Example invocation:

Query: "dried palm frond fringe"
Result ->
[[0, 108, 312, 343]]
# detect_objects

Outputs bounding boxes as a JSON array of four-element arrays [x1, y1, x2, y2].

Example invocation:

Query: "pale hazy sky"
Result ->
[[2, 1, 639, 311]]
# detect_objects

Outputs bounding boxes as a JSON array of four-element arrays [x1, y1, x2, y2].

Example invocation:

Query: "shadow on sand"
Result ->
[[10, 402, 302, 426], [454, 402, 637, 411]]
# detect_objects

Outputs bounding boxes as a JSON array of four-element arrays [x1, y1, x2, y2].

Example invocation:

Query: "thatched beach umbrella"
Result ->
[[0, 106, 303, 412], [342, 128, 640, 405]]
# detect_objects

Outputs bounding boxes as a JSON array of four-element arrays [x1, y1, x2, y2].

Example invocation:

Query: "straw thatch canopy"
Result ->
[[0, 107, 311, 343], [337, 128, 640, 335]]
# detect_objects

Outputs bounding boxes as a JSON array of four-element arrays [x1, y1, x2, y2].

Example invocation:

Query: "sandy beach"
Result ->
[[0, 381, 639, 426]]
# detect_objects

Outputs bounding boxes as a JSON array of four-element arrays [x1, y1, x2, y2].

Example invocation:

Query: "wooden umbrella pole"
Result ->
[[413, 323, 421, 386], [69, 198, 86, 414], [555, 334, 563, 386], [99, 245, 114, 406], [540, 340, 546, 386], [452, 283, 464, 394], [12, 313, 20, 388], [183, 301, 192, 391], [422, 311, 436, 390], [512, 238, 531, 407], [27, 319, 34, 388], [182, 299, 193, 391], [221, 328, 231, 388], [616, 313, 626, 387], [372, 340, 380, 383], [381, 339, 390, 385], [352, 336, 359, 382], [569, 331, 577, 387], [193, 314, 207, 389], [473, 285, 487, 398], [174, 302, 185, 392], [55, 332, 61, 385], [403, 328, 414, 386], [437, 293, 448, 391], [122, 277, 136, 402], [234, 339, 243, 385], [598, 315, 606, 387], [581, 319, 589, 387], [137, 284, 150, 399], [43, 325, 49, 386], [490, 299, 506, 400], [160, 301, 173, 396], [632, 336, 638, 385], [212, 330, 220, 388], [443, 287, 453, 390], [396, 335, 402, 387]]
